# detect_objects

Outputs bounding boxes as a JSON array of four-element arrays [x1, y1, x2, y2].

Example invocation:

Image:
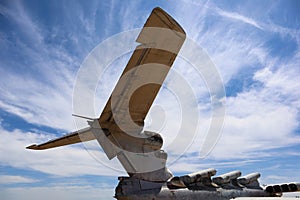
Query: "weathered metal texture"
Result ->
[[212, 171, 242, 185], [26, 7, 186, 183], [168, 168, 217, 188], [265, 183, 300, 193], [114, 171, 300, 200], [212, 171, 244, 189], [238, 173, 261, 189], [26, 7, 185, 155], [92, 7, 185, 182], [98, 7, 186, 154], [115, 176, 273, 200], [238, 173, 260, 185]]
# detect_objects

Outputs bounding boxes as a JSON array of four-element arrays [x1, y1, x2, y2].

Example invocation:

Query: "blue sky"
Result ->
[[0, 0, 300, 199]]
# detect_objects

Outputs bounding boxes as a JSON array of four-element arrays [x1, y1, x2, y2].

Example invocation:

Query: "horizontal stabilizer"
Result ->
[[26, 127, 95, 150]]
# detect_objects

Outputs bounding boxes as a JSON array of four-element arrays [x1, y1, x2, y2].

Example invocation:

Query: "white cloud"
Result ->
[[0, 1, 43, 44], [0, 185, 115, 200], [168, 156, 262, 174], [254, 66, 300, 106], [0, 1, 80, 130], [0, 1, 299, 191], [214, 7, 263, 30], [168, 0, 300, 157], [0, 0, 157, 131], [0, 71, 74, 130], [208, 50, 300, 159], [172, 2, 270, 85], [0, 126, 126, 177], [211, 95, 299, 159], [0, 175, 37, 184]]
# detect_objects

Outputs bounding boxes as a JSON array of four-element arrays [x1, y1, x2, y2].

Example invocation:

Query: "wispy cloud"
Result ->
[[214, 7, 263, 30], [0, 175, 38, 184], [0, 1, 81, 130], [0, 185, 114, 200], [1, 0, 299, 167], [170, 0, 300, 164], [0, 2, 300, 199], [0, 126, 125, 177]]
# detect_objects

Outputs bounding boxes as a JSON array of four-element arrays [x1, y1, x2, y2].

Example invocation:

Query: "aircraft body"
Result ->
[[27, 7, 299, 200]]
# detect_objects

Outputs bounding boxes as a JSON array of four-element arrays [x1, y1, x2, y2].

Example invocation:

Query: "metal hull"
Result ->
[[116, 186, 273, 200]]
